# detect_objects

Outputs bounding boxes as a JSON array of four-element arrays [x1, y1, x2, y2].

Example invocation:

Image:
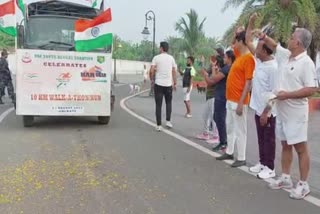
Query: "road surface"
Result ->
[[0, 76, 319, 213]]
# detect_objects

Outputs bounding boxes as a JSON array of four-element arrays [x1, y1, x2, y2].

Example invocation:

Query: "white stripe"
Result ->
[[75, 21, 112, 41], [0, 107, 14, 123], [120, 89, 320, 208], [0, 13, 15, 28]]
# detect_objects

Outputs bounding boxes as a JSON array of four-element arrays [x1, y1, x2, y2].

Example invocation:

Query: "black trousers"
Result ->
[[213, 99, 227, 145], [154, 84, 173, 126]]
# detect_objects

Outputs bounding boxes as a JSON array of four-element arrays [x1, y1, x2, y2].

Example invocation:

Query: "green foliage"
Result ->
[[0, 31, 15, 49], [112, 35, 156, 62], [175, 9, 206, 56], [222, 0, 317, 45]]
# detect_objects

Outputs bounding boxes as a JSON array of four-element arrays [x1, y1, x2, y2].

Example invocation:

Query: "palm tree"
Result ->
[[222, 0, 317, 48], [175, 9, 206, 56]]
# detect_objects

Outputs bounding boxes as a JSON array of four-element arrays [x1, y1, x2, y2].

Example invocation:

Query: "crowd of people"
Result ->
[[149, 13, 319, 200]]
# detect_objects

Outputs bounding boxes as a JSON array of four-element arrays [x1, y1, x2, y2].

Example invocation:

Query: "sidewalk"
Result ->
[[125, 84, 320, 199]]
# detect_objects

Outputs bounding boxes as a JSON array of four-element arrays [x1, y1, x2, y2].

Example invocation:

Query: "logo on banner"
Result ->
[[97, 56, 105, 64], [81, 66, 107, 82], [56, 72, 72, 89], [22, 52, 32, 63]]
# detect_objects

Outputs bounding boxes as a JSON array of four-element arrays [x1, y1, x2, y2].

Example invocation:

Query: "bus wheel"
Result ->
[[98, 116, 110, 125], [23, 116, 34, 127]]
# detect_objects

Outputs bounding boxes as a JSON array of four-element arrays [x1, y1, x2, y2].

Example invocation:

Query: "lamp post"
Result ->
[[141, 10, 156, 58], [113, 43, 122, 83]]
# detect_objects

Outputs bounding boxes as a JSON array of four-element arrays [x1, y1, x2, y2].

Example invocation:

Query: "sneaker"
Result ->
[[216, 153, 233, 161], [155, 126, 162, 132], [206, 137, 219, 144], [166, 121, 173, 129], [269, 176, 293, 190], [231, 160, 246, 168], [185, 114, 192, 118], [249, 163, 264, 173], [212, 144, 226, 152], [211, 130, 219, 138], [257, 166, 276, 179], [196, 132, 210, 140], [290, 181, 311, 200]]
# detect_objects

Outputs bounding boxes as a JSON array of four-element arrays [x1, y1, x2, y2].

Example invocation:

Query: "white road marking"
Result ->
[[120, 90, 320, 208], [0, 107, 14, 123]]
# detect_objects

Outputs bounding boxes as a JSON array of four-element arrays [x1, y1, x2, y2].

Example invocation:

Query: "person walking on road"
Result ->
[[216, 30, 255, 168], [0, 49, 15, 105], [150, 42, 177, 131], [246, 13, 278, 179], [178, 56, 196, 118], [258, 27, 318, 199]]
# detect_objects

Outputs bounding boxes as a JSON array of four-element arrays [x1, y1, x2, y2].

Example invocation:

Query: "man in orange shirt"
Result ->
[[216, 30, 255, 168]]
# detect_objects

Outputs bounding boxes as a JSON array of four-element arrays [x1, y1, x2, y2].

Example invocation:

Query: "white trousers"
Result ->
[[203, 98, 216, 133], [225, 101, 248, 161]]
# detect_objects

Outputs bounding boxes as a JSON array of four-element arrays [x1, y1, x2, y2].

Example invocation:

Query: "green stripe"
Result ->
[[18, 0, 25, 15], [0, 26, 16, 37], [75, 33, 113, 52]]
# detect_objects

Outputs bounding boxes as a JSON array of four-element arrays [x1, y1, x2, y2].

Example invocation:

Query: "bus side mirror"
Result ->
[[17, 25, 24, 48]]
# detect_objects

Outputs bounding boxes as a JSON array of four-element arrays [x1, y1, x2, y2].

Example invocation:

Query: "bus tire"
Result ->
[[23, 116, 34, 127], [98, 116, 110, 125]]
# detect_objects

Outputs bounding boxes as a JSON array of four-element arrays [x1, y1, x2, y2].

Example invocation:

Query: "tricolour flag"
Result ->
[[0, 0, 16, 36], [16, 0, 24, 14], [74, 8, 113, 52]]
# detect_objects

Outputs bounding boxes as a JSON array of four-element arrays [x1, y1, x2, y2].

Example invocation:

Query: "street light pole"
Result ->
[[141, 10, 156, 58]]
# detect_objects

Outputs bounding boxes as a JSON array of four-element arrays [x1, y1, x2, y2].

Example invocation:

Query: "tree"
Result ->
[[175, 9, 206, 56], [222, 0, 317, 53]]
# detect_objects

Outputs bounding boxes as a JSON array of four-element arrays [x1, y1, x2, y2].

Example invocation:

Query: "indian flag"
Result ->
[[0, 0, 16, 37], [75, 8, 113, 52]]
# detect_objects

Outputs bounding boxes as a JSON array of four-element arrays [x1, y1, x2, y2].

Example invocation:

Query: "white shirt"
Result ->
[[151, 53, 176, 87], [250, 58, 278, 116], [275, 44, 317, 122]]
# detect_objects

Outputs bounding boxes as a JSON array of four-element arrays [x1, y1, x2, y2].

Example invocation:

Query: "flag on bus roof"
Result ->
[[0, 0, 16, 37], [74, 8, 113, 52]]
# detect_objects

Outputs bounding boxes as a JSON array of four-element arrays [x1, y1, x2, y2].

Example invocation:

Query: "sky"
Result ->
[[109, 0, 243, 43]]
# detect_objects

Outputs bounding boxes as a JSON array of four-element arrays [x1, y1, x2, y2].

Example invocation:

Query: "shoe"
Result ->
[[212, 144, 226, 151], [206, 137, 219, 144], [269, 176, 293, 190], [185, 114, 192, 118], [290, 181, 311, 200], [211, 130, 219, 139], [231, 160, 246, 168], [257, 166, 276, 179], [155, 126, 162, 132], [216, 153, 233, 161], [196, 132, 210, 140], [249, 163, 264, 173], [166, 121, 173, 129]]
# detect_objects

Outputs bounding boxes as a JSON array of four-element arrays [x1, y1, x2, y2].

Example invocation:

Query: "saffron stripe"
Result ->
[[75, 8, 112, 32], [0, 0, 15, 17]]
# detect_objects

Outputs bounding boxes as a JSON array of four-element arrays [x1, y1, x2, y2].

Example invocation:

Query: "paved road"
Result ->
[[126, 83, 320, 198], [0, 75, 319, 213]]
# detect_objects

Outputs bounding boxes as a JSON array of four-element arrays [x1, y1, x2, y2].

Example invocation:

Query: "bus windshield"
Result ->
[[25, 16, 76, 50]]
